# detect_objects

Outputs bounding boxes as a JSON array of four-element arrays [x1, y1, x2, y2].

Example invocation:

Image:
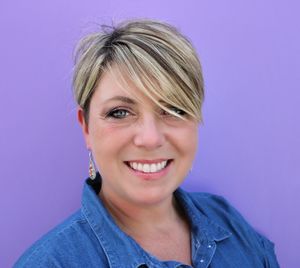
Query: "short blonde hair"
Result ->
[[73, 19, 204, 123]]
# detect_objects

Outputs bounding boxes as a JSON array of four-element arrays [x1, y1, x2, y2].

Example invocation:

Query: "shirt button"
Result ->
[[208, 244, 212, 248], [200, 259, 204, 263]]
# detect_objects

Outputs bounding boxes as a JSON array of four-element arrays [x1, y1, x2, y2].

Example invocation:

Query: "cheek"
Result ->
[[89, 122, 133, 150], [186, 132, 198, 159], [92, 123, 119, 136], [175, 125, 198, 155], [89, 125, 127, 169]]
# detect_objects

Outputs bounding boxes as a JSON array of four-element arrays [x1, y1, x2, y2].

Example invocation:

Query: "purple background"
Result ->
[[1, 0, 299, 267]]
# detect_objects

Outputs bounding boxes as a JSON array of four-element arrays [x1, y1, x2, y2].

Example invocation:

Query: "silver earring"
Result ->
[[89, 151, 97, 180]]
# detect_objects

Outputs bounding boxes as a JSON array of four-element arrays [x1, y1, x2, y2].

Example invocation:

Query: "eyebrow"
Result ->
[[103, 96, 137, 105]]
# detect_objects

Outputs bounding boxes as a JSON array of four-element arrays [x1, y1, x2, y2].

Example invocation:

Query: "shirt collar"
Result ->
[[81, 174, 231, 268], [174, 188, 232, 243], [81, 174, 147, 268]]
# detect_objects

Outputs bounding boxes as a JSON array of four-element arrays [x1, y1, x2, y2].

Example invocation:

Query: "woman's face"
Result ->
[[78, 69, 199, 206]]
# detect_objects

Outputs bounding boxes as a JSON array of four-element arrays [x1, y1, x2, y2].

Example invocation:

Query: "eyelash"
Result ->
[[106, 107, 132, 119], [162, 106, 186, 116], [105, 106, 186, 120]]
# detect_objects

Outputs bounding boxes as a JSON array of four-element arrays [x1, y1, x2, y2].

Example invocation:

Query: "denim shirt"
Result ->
[[14, 176, 280, 268]]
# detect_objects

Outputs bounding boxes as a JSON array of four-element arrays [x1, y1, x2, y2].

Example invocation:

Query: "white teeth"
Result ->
[[143, 164, 150, 173], [157, 162, 162, 170], [132, 162, 138, 170], [138, 163, 143, 171], [129, 160, 169, 173], [150, 164, 156, 172]]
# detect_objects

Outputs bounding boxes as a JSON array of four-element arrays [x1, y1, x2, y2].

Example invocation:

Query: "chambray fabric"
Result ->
[[14, 174, 280, 268]]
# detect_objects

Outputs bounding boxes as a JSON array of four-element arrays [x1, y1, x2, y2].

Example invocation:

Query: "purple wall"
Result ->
[[1, 0, 299, 267]]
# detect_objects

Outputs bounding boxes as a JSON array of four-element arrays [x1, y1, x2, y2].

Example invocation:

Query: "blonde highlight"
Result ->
[[73, 19, 204, 124]]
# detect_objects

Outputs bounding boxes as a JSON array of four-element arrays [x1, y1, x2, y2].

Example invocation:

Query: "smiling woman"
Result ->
[[14, 19, 279, 268], [78, 68, 198, 209]]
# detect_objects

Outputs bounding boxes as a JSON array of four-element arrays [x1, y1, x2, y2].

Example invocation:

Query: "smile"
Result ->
[[125, 160, 172, 173]]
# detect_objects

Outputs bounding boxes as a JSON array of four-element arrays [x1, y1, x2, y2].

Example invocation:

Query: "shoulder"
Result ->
[[188, 191, 248, 222], [187, 191, 252, 225], [187, 191, 266, 237], [14, 210, 107, 268], [186, 191, 279, 266]]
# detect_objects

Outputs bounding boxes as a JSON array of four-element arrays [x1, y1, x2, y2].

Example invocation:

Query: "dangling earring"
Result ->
[[89, 151, 97, 180]]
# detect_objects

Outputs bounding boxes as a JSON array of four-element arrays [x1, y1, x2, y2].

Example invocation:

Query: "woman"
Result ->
[[15, 19, 279, 267]]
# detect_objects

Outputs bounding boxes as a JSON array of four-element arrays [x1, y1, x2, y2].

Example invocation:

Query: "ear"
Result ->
[[77, 107, 91, 149]]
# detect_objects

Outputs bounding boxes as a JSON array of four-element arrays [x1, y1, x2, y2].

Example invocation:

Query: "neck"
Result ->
[[99, 189, 183, 236]]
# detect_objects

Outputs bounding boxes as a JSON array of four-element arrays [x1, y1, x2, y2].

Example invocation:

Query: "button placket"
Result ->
[[193, 240, 216, 267]]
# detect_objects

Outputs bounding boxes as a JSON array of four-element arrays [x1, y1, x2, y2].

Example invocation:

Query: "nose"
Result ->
[[133, 114, 165, 149]]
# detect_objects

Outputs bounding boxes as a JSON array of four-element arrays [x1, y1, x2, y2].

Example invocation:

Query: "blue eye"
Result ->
[[107, 108, 130, 119], [170, 107, 186, 115], [163, 106, 186, 116]]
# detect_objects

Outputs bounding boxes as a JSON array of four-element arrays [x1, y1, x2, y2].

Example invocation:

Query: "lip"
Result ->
[[125, 159, 169, 164], [124, 159, 173, 180]]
